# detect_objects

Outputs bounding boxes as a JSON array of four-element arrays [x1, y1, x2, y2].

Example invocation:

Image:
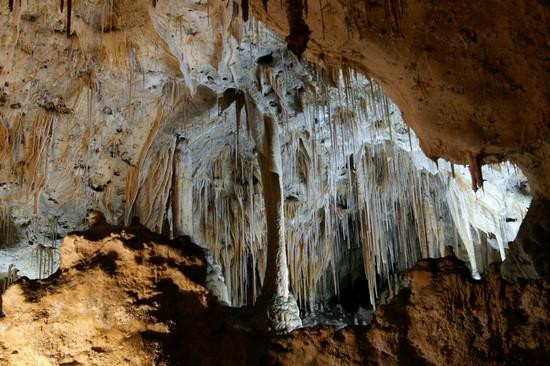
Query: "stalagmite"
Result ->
[[172, 137, 194, 237], [0, 265, 19, 293], [252, 114, 288, 299], [245, 93, 301, 332]]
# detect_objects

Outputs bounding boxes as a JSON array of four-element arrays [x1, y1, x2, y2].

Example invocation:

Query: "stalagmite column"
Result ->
[[172, 137, 193, 237], [245, 93, 301, 333], [256, 114, 288, 299]]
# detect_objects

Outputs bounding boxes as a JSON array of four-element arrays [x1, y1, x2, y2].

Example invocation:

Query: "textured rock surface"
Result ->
[[0, 3, 546, 365], [0, 227, 548, 365], [0, 224, 212, 365], [364, 253, 550, 365], [271, 254, 550, 366]]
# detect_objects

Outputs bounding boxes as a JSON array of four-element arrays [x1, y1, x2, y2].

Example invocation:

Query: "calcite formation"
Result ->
[[0, 0, 548, 363], [248, 0, 550, 278], [250, 0, 550, 196], [0, 0, 534, 316]]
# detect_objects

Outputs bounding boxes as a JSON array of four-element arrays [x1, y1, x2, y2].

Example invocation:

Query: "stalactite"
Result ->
[[285, 0, 311, 57], [23, 113, 55, 198], [124, 81, 184, 226], [468, 152, 484, 191], [241, 0, 250, 22], [33, 244, 59, 279], [447, 175, 480, 278], [0, 207, 18, 249], [67, 0, 73, 38], [195, 144, 267, 305], [383, 0, 405, 31], [194, 67, 469, 311]]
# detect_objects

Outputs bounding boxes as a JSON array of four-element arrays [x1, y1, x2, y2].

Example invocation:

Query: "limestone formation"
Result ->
[[171, 137, 193, 237], [0, 0, 548, 363]]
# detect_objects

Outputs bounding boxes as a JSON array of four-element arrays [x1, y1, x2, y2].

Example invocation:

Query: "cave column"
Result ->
[[256, 115, 289, 299], [172, 137, 193, 237], [245, 94, 301, 333]]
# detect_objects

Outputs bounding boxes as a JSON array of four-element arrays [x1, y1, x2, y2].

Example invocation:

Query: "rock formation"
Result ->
[[245, 92, 302, 332], [250, 0, 549, 194], [0, 0, 528, 305], [0, 0, 548, 364]]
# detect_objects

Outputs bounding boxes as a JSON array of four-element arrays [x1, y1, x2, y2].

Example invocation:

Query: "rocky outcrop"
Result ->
[[363, 251, 550, 365], [0, 224, 221, 365], [270, 251, 550, 365]]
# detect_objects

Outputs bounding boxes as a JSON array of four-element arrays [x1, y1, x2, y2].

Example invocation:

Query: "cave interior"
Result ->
[[0, 0, 548, 365]]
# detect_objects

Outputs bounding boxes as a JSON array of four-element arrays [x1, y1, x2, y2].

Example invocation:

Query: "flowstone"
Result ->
[[252, 294, 302, 334]]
